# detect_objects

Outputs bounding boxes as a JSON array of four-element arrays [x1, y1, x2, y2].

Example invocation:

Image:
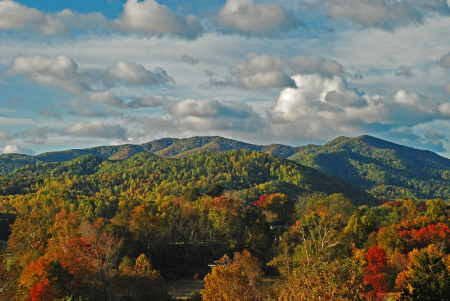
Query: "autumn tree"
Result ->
[[114, 253, 166, 301], [278, 259, 366, 300], [201, 250, 268, 301], [363, 246, 388, 301], [397, 245, 450, 300]]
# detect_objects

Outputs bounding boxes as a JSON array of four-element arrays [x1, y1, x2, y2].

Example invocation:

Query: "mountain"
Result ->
[[0, 135, 449, 201], [0, 136, 297, 175], [290, 135, 450, 200], [4, 150, 376, 207]]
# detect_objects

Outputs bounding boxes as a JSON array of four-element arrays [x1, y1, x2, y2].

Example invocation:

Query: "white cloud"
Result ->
[[269, 73, 447, 141], [0, 144, 34, 155], [6, 55, 173, 95], [86, 91, 126, 108], [0, 1, 109, 35], [229, 53, 348, 89], [289, 56, 344, 77], [85, 92, 166, 109], [6, 55, 90, 95], [107, 59, 174, 86], [128, 95, 166, 108], [0, 0, 47, 31], [169, 98, 263, 132], [231, 53, 296, 89], [115, 0, 203, 39], [63, 120, 127, 139], [323, 0, 450, 31], [218, 0, 303, 35], [0, 1, 202, 38], [391, 90, 440, 124]]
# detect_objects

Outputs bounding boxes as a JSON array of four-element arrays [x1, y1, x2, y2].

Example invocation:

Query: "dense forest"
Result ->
[[0, 139, 449, 300], [1, 135, 449, 201]]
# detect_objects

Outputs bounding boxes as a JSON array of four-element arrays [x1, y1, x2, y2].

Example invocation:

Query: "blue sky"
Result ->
[[0, 0, 450, 156]]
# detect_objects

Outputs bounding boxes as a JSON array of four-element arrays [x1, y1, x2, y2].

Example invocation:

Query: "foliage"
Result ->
[[396, 245, 450, 300], [292, 135, 450, 200], [0, 142, 448, 300], [277, 259, 366, 300], [201, 250, 268, 301]]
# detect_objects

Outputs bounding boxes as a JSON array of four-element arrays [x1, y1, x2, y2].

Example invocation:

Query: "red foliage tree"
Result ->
[[398, 223, 450, 252], [363, 246, 388, 301], [27, 279, 54, 301]]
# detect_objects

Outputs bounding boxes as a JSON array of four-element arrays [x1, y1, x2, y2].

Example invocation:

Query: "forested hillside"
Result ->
[[292, 135, 450, 200], [0, 148, 448, 300], [0, 135, 449, 201]]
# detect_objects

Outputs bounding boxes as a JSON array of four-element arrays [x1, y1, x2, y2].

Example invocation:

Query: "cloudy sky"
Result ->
[[0, 0, 450, 157]]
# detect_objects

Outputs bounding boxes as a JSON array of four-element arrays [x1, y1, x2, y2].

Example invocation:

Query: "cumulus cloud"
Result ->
[[84, 92, 166, 109], [230, 54, 348, 89], [107, 59, 174, 86], [323, 0, 450, 31], [0, 0, 109, 35], [6, 55, 173, 95], [218, 0, 303, 35], [390, 90, 440, 124], [6, 55, 90, 95], [0, 0, 44, 30], [269, 73, 448, 141], [127, 95, 166, 108], [115, 0, 203, 39], [0, 0, 66, 34], [231, 53, 296, 89], [289, 56, 344, 77], [0, 144, 34, 155], [63, 120, 127, 139], [0, 0, 202, 38], [86, 91, 126, 108], [180, 55, 200, 65], [169, 98, 263, 132]]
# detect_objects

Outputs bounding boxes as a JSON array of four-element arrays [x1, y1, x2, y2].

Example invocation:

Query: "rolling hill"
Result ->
[[291, 135, 450, 200], [0, 135, 449, 201]]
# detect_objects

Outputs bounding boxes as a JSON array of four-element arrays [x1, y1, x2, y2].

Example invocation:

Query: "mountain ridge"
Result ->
[[1, 135, 449, 200]]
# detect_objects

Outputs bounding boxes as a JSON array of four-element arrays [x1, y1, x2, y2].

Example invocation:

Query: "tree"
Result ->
[[114, 253, 166, 301], [363, 246, 388, 301], [278, 259, 366, 300], [425, 199, 447, 221], [201, 250, 267, 301], [184, 187, 201, 202], [207, 183, 224, 197], [397, 245, 450, 300]]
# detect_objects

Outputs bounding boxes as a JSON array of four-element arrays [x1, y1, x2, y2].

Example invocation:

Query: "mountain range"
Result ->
[[1, 135, 449, 201]]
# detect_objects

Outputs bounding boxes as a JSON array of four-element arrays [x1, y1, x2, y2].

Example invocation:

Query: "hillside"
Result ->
[[0, 136, 298, 175], [0, 135, 449, 200], [290, 135, 450, 200], [3, 150, 375, 206]]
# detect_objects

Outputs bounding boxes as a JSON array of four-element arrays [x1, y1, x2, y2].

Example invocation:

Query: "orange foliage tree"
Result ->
[[201, 250, 267, 301]]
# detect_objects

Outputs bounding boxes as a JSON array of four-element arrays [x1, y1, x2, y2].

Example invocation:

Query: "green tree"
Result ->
[[398, 245, 450, 300]]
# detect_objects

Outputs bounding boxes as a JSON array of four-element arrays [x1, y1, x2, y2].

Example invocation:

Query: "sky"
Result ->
[[0, 0, 450, 157]]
